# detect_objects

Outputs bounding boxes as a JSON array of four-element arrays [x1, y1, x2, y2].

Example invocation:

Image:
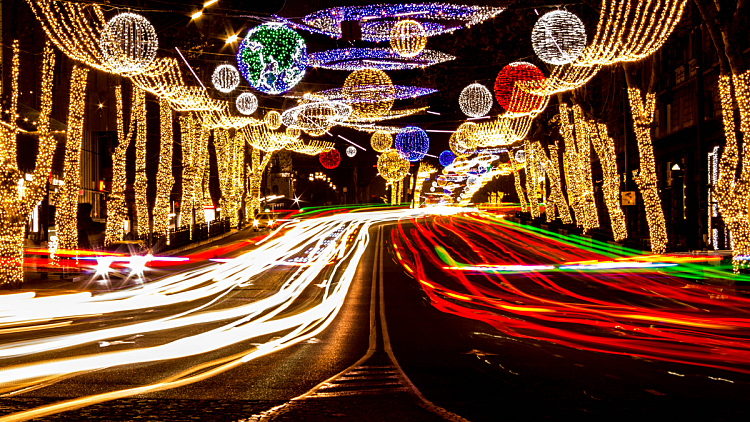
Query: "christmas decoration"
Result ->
[[319, 148, 341, 169], [390, 19, 427, 58], [100, 12, 158, 73], [459, 83, 493, 118], [439, 150, 456, 167], [494, 62, 547, 113], [371, 131, 393, 152], [237, 23, 307, 95], [308, 48, 454, 71], [395, 127, 430, 162], [346, 146, 357, 157], [236, 92, 258, 115], [378, 149, 410, 182], [531, 10, 586, 65], [212, 64, 240, 93]]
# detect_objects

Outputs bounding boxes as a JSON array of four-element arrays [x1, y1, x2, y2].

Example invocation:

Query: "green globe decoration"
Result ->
[[237, 23, 307, 95]]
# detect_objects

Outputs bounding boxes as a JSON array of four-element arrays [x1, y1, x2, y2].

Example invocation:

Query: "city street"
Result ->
[[1, 209, 749, 420]]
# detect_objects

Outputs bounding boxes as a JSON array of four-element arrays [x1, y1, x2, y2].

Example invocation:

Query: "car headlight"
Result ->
[[253, 220, 258, 226]]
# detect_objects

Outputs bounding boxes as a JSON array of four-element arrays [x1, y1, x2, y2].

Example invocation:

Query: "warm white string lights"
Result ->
[[531, 10, 586, 65], [100, 12, 158, 74], [152, 98, 175, 242], [459, 83, 493, 118], [236, 92, 258, 115], [212, 64, 241, 93], [590, 121, 627, 241], [389, 19, 427, 58], [134, 87, 149, 238]]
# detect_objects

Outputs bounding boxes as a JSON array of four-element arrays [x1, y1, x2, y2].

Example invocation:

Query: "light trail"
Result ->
[[0, 207, 464, 419]]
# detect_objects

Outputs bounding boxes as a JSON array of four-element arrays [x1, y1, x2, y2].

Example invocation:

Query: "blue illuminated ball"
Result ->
[[237, 23, 307, 95], [395, 126, 429, 162], [439, 150, 455, 167]]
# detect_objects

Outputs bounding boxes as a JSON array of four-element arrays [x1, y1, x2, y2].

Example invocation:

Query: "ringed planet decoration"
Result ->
[[236, 92, 258, 115], [100, 12, 158, 74], [212, 64, 241, 93], [237, 23, 308, 95], [459, 83, 493, 117], [494, 61, 547, 113], [439, 150, 456, 167], [390, 19, 427, 58], [307, 48, 455, 71], [319, 148, 341, 169], [342, 69, 395, 119], [395, 126, 430, 162], [281, 98, 352, 133], [371, 131, 394, 152], [346, 146, 357, 157], [531, 10, 587, 66]]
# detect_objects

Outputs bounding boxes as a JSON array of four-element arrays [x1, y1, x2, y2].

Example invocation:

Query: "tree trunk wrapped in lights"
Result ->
[[590, 121, 627, 241], [523, 139, 542, 218], [55, 65, 90, 251], [134, 89, 149, 238], [246, 148, 272, 218], [507, 150, 527, 213], [152, 98, 175, 242], [215, 129, 244, 227], [532, 141, 572, 224], [194, 127, 210, 224], [178, 114, 197, 228], [626, 88, 668, 253], [0, 41, 57, 286], [105, 85, 141, 246], [559, 104, 598, 231]]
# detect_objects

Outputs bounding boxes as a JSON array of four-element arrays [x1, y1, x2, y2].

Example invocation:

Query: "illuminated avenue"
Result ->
[[2, 0, 750, 420]]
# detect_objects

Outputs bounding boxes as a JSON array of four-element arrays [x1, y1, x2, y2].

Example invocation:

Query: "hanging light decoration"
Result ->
[[459, 83, 493, 118], [237, 23, 307, 95], [531, 10, 587, 65], [377, 149, 410, 181], [449, 122, 478, 156], [319, 148, 341, 169], [100, 12, 158, 74], [439, 150, 456, 167], [346, 146, 357, 157], [371, 131, 393, 152], [390, 19, 427, 58], [395, 126, 430, 162], [515, 149, 526, 163], [212, 64, 241, 93], [236, 92, 258, 115], [494, 62, 547, 113], [342, 69, 395, 119], [264, 110, 282, 130]]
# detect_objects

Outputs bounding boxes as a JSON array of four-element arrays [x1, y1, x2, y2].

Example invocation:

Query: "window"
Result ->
[[675, 66, 685, 84]]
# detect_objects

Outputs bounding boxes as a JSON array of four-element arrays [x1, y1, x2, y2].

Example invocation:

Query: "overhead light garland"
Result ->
[[307, 48, 454, 71], [55, 65, 90, 250], [212, 64, 240, 93], [390, 19, 427, 58], [237, 22, 307, 95], [285, 3, 505, 42], [627, 88, 667, 253], [152, 98, 175, 242]]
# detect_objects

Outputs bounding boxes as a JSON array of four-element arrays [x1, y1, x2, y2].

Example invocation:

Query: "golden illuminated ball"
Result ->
[[377, 149, 410, 182], [436, 175, 448, 187], [343, 69, 395, 118], [264, 111, 282, 130], [370, 131, 394, 152], [390, 19, 427, 58], [285, 126, 301, 139], [449, 122, 478, 156]]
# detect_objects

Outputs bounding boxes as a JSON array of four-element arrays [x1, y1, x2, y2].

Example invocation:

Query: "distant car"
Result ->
[[253, 213, 276, 231]]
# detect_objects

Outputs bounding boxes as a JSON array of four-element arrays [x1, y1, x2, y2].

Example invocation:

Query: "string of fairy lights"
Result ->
[[152, 98, 176, 243]]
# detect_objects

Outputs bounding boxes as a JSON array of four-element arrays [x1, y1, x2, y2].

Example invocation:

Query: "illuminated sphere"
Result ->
[[532, 11, 586, 65], [395, 126, 430, 162], [389, 19, 427, 58], [236, 92, 258, 115], [515, 149, 526, 164], [319, 148, 341, 169], [265, 111, 282, 130], [100, 13, 158, 73], [377, 149, 410, 181], [370, 131, 393, 152], [439, 150, 456, 167], [467, 175, 481, 189], [212, 64, 240, 93], [285, 126, 301, 139], [343, 69, 395, 118], [346, 146, 357, 157], [459, 83, 493, 118], [494, 62, 547, 113], [237, 23, 307, 95], [449, 122, 478, 156]]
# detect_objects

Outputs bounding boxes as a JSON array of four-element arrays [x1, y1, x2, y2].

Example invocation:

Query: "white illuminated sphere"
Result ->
[[212, 64, 241, 93], [346, 146, 357, 157], [515, 149, 526, 164], [236, 92, 258, 115], [100, 13, 158, 73], [459, 83, 493, 118], [531, 10, 586, 65]]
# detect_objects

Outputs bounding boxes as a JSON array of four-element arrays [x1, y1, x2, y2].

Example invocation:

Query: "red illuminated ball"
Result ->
[[493, 62, 546, 113], [319, 148, 341, 169]]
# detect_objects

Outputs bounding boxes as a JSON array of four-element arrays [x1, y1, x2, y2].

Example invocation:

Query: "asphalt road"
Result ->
[[2, 211, 750, 421]]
